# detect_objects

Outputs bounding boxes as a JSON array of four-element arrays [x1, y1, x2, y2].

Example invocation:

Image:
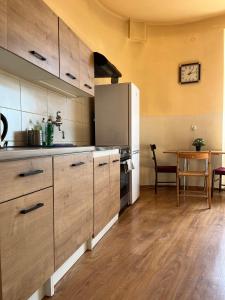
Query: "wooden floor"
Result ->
[[48, 187, 225, 300]]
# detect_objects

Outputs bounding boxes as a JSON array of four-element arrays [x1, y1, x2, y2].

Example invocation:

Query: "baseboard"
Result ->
[[87, 214, 119, 250]]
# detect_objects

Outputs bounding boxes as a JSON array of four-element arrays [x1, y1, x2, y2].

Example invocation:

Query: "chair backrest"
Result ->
[[150, 144, 157, 169], [177, 151, 211, 172]]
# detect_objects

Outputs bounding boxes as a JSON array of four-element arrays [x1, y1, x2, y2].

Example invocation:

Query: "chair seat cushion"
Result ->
[[214, 167, 225, 175], [157, 165, 177, 173]]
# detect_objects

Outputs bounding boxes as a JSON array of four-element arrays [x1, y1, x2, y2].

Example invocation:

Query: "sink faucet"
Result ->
[[52, 111, 62, 131]]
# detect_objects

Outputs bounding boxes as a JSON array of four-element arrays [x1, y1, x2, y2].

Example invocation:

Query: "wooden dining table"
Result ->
[[163, 150, 225, 191], [163, 150, 225, 155]]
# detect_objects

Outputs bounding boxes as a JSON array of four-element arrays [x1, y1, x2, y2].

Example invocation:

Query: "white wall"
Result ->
[[141, 113, 223, 185]]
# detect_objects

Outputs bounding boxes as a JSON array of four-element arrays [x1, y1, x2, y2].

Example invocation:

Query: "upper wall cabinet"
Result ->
[[7, 0, 59, 77], [0, 0, 7, 48], [59, 19, 80, 89], [79, 41, 95, 96]]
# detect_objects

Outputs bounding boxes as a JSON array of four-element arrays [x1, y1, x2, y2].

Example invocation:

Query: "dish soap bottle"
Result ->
[[46, 118, 54, 146], [41, 118, 46, 146]]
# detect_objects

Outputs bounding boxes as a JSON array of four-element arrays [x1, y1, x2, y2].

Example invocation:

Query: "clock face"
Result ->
[[179, 63, 200, 84]]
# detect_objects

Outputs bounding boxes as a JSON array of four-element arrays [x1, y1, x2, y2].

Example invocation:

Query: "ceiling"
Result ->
[[96, 0, 225, 25]]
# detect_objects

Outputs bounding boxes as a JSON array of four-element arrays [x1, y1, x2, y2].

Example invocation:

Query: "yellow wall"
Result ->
[[44, 0, 225, 185], [44, 0, 225, 115], [43, 0, 133, 84]]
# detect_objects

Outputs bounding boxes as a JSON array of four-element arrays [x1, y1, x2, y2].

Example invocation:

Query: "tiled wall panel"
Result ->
[[0, 70, 93, 146]]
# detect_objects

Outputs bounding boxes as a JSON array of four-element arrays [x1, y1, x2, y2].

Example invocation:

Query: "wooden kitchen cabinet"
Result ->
[[79, 41, 95, 96], [0, 0, 7, 49], [0, 156, 53, 204], [0, 188, 54, 300], [109, 154, 120, 218], [59, 19, 80, 88], [54, 153, 93, 269], [94, 154, 120, 236], [7, 0, 59, 76], [93, 155, 110, 236]]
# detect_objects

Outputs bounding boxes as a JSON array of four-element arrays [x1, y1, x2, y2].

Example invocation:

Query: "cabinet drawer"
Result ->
[[0, 157, 52, 203], [0, 188, 54, 300], [54, 153, 93, 269]]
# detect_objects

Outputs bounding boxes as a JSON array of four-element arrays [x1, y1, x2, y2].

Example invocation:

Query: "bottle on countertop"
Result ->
[[41, 118, 47, 146], [46, 118, 54, 146], [33, 121, 42, 146], [28, 119, 34, 131], [27, 120, 34, 146]]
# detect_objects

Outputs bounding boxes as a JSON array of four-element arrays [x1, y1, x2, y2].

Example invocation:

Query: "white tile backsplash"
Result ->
[[1, 107, 22, 142], [21, 82, 48, 115], [0, 70, 92, 145], [47, 91, 67, 119], [0, 71, 21, 110], [66, 98, 83, 122]]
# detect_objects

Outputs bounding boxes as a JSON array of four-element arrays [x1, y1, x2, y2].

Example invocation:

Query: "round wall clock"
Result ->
[[179, 62, 201, 84]]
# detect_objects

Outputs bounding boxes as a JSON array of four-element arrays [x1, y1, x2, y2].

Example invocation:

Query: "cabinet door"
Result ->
[[109, 154, 120, 218], [54, 153, 93, 269], [0, 188, 54, 300], [0, 0, 7, 48], [59, 19, 80, 88], [79, 41, 94, 96], [7, 0, 59, 76], [94, 155, 110, 236]]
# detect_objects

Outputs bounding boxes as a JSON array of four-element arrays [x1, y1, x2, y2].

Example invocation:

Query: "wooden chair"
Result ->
[[176, 151, 211, 209], [211, 167, 225, 197], [150, 144, 177, 193]]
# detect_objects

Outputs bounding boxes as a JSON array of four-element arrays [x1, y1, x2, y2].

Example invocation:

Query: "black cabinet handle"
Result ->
[[29, 50, 47, 61], [112, 159, 120, 163], [20, 203, 44, 214], [66, 73, 76, 80], [84, 83, 92, 89], [19, 170, 44, 177], [71, 162, 85, 167], [98, 162, 108, 167]]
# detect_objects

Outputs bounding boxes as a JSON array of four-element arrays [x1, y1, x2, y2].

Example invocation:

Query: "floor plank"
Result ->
[[47, 187, 225, 300]]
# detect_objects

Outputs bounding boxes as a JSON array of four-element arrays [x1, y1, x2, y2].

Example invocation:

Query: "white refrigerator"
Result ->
[[95, 83, 140, 204]]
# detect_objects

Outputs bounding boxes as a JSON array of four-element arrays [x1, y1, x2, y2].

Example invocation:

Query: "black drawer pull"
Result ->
[[98, 162, 108, 167], [71, 162, 85, 167], [66, 73, 76, 80], [112, 159, 120, 163], [20, 203, 44, 214], [29, 50, 47, 61], [84, 83, 92, 89], [19, 169, 44, 177]]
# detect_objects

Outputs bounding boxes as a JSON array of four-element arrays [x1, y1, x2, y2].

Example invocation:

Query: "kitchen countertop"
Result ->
[[0, 146, 120, 161]]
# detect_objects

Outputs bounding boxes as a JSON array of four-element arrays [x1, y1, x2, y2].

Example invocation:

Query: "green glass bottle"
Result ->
[[46, 118, 54, 146]]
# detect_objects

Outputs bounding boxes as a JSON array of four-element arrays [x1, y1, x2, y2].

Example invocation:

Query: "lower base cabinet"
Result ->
[[0, 187, 54, 300], [109, 154, 120, 218], [94, 154, 120, 236], [54, 153, 93, 269]]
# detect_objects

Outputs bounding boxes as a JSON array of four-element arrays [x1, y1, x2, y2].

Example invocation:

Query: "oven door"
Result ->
[[120, 159, 130, 213]]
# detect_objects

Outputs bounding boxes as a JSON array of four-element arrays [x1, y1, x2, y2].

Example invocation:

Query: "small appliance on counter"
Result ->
[[0, 113, 8, 148]]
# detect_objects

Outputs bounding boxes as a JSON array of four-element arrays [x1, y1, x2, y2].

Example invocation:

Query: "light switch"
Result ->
[[191, 125, 197, 131]]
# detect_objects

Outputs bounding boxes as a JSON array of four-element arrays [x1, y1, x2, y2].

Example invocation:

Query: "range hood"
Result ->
[[94, 52, 122, 83]]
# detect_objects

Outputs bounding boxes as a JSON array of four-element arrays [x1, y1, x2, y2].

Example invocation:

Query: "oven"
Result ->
[[120, 147, 131, 213]]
